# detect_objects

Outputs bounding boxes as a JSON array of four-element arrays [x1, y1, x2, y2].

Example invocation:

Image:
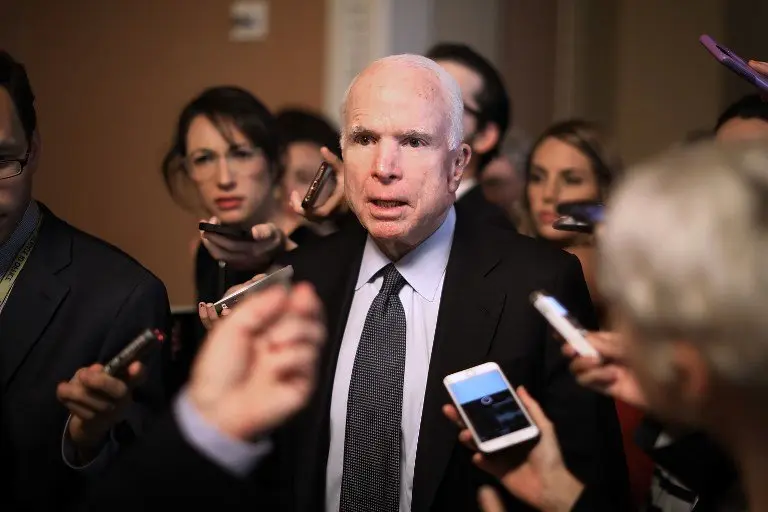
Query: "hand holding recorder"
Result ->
[[56, 329, 163, 462], [443, 381, 583, 512], [289, 148, 348, 220], [199, 217, 290, 270]]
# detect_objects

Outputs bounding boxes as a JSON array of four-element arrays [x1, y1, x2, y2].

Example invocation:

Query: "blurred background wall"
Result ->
[[1, 0, 766, 304]]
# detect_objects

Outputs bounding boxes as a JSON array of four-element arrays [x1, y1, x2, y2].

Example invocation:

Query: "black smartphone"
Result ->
[[198, 222, 253, 241], [556, 201, 604, 224], [553, 201, 604, 234], [301, 162, 336, 210], [103, 329, 164, 376], [213, 265, 294, 314], [552, 215, 593, 234]]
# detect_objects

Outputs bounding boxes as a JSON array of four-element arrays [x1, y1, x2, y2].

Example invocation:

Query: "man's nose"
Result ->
[[372, 139, 402, 182]]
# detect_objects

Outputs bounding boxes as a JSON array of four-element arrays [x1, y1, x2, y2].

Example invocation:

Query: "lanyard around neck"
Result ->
[[0, 214, 43, 313]]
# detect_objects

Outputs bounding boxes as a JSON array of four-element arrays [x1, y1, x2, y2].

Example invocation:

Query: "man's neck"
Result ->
[[373, 208, 451, 262], [0, 199, 32, 247]]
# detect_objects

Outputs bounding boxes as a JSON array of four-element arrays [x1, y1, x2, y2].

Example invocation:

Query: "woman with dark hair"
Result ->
[[518, 120, 653, 507], [518, 119, 621, 315], [162, 86, 288, 306]]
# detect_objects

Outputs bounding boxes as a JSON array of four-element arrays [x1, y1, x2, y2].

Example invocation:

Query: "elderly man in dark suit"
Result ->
[[84, 53, 629, 512]]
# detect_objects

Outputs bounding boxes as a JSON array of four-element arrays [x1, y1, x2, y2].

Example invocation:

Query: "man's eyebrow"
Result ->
[[396, 130, 434, 143], [347, 126, 378, 139]]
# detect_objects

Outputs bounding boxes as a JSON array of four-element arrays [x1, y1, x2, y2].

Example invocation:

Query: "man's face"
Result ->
[[342, 65, 469, 255], [0, 88, 33, 244], [435, 60, 484, 146], [481, 154, 523, 216]]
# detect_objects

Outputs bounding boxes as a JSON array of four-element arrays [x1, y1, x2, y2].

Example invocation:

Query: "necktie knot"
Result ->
[[380, 264, 406, 297]]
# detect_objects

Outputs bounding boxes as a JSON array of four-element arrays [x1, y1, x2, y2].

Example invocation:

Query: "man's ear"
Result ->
[[449, 143, 472, 193], [471, 121, 501, 156]]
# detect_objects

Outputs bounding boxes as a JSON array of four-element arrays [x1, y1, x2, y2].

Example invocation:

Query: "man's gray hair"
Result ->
[[599, 141, 768, 389], [339, 54, 464, 150]]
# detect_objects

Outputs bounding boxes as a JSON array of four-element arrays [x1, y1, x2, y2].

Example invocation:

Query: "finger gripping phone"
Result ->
[[530, 290, 600, 358], [198, 222, 253, 241], [301, 162, 336, 210], [443, 362, 540, 453], [700, 35, 768, 93], [213, 265, 294, 315], [103, 329, 164, 376]]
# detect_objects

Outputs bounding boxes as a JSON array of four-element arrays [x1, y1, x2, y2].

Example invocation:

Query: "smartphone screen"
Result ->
[[531, 291, 599, 358], [447, 370, 532, 442], [556, 201, 604, 224]]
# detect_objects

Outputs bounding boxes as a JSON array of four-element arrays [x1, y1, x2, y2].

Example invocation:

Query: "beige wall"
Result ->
[[609, 0, 725, 163], [497, 0, 768, 164], [498, 0, 559, 139], [0, 0, 326, 305]]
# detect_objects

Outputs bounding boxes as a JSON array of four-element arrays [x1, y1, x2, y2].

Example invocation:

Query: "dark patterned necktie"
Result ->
[[340, 263, 407, 512]]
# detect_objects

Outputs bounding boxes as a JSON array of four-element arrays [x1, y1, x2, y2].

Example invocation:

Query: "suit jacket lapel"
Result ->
[[291, 220, 368, 510], [411, 212, 507, 512], [0, 209, 71, 388]]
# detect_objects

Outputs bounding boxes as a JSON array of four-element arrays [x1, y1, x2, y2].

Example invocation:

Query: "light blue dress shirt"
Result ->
[[326, 206, 456, 512]]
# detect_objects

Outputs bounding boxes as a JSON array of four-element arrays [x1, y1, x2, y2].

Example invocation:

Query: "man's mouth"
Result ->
[[371, 199, 406, 208]]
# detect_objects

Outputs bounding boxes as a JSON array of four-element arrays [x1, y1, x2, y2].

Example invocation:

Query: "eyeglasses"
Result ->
[[184, 146, 265, 182], [0, 147, 30, 181]]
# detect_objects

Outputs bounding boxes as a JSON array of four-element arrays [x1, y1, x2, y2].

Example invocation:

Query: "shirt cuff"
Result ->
[[61, 415, 120, 472], [174, 390, 271, 477]]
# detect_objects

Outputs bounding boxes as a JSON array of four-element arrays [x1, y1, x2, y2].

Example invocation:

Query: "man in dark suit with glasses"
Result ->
[[0, 51, 169, 510]]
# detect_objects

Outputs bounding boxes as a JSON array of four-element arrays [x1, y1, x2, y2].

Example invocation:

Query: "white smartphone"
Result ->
[[213, 265, 294, 314], [443, 362, 540, 453], [530, 290, 600, 358]]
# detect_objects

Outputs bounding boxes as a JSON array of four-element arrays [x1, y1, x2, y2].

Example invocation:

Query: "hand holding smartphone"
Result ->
[[530, 291, 600, 359], [700, 34, 768, 93], [301, 162, 337, 211], [198, 222, 253, 242], [443, 362, 540, 453], [213, 265, 294, 314]]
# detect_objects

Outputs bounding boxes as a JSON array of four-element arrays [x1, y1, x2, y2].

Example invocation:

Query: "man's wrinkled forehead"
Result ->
[[345, 66, 446, 126], [0, 87, 25, 150]]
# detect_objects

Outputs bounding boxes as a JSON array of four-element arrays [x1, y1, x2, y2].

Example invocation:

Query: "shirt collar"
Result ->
[[356, 206, 456, 302], [0, 200, 41, 275]]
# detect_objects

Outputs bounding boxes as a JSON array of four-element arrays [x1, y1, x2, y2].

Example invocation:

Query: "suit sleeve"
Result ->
[[80, 411, 259, 510], [540, 254, 631, 510], [99, 275, 171, 446]]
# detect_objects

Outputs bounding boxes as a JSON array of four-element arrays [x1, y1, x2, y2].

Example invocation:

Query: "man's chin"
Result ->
[[363, 217, 410, 241]]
